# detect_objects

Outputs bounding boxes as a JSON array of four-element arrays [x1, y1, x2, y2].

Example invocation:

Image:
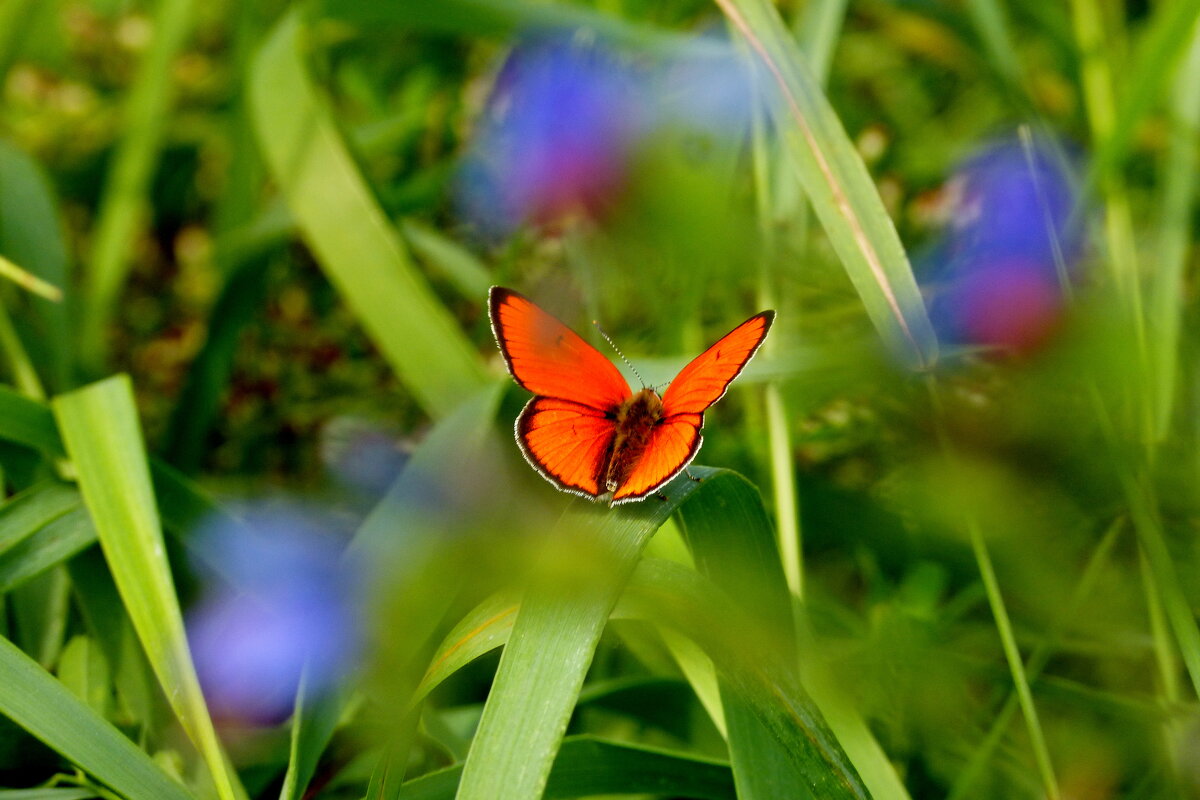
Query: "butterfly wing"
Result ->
[[516, 397, 616, 498], [610, 413, 703, 503], [660, 311, 774, 417], [609, 311, 774, 503], [490, 287, 631, 411]]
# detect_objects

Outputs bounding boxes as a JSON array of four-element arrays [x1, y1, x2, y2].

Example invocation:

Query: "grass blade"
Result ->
[[79, 0, 196, 371], [278, 677, 346, 800], [0, 634, 194, 800], [717, 0, 937, 368], [0, 139, 71, 391], [52, 375, 242, 800], [0, 507, 95, 594], [454, 473, 708, 800], [403, 736, 735, 799], [249, 11, 488, 418], [675, 470, 879, 799]]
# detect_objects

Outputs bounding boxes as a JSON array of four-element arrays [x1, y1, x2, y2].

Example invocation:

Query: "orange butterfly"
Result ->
[[490, 287, 774, 505]]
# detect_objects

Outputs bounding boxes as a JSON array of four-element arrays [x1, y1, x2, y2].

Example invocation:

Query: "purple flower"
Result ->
[[924, 135, 1085, 354], [186, 506, 360, 725], [457, 35, 647, 236]]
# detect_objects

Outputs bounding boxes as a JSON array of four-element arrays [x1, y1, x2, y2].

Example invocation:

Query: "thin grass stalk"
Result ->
[[79, 0, 196, 372], [925, 376, 1060, 800], [1140, 548, 1185, 788], [963, 0, 1023, 89], [749, 0, 851, 599], [0, 254, 63, 302], [1149, 19, 1200, 438], [949, 518, 1123, 800], [1120, 468, 1200, 700], [1068, 0, 1152, 445], [0, 299, 45, 400], [751, 94, 803, 598]]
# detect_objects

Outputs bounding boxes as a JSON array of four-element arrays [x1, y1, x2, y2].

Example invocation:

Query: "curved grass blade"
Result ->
[[414, 592, 517, 705], [453, 472, 708, 800], [404, 736, 735, 800], [716, 0, 937, 368], [78, 0, 196, 371], [249, 11, 487, 418], [0, 634, 194, 800], [52, 376, 242, 800], [0, 790, 100, 800]]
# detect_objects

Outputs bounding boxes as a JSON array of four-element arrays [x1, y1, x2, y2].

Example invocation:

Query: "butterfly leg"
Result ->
[[685, 467, 702, 483]]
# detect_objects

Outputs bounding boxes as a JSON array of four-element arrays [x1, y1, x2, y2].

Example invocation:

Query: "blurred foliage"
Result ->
[[0, 0, 1196, 799]]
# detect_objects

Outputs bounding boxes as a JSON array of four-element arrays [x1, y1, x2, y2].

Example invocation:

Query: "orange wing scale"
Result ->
[[610, 414, 703, 503], [516, 397, 616, 497], [661, 311, 774, 417], [490, 288, 631, 412]]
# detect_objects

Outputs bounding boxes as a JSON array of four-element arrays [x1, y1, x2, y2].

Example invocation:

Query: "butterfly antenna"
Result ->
[[593, 321, 647, 387]]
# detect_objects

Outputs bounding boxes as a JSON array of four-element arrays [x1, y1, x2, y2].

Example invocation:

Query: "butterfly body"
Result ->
[[603, 387, 664, 492], [490, 287, 772, 505]]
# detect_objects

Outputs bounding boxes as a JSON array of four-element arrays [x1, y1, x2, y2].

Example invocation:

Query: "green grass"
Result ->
[[0, 1, 1197, 798]]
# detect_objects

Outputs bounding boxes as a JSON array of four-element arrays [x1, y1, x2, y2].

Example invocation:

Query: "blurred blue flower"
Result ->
[[657, 36, 765, 141], [186, 506, 360, 725], [924, 135, 1085, 354], [457, 35, 647, 236]]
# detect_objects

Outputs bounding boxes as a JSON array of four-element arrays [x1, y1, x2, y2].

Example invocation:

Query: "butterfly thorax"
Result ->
[[603, 388, 664, 493]]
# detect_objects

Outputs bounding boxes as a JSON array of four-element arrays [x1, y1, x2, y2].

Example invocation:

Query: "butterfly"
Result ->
[[489, 287, 774, 505]]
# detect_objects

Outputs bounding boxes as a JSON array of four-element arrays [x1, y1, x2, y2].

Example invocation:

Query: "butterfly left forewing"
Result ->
[[516, 397, 617, 498], [490, 287, 631, 411], [660, 311, 774, 417]]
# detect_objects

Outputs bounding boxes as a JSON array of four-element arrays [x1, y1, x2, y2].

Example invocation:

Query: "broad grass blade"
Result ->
[[52, 376, 242, 800], [454, 474, 707, 800], [249, 11, 488, 418], [0, 634, 195, 800], [675, 470, 880, 799], [717, 0, 937, 368]]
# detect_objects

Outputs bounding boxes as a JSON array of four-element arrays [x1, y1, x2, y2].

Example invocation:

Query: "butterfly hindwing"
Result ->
[[516, 397, 617, 498], [610, 413, 703, 503], [660, 311, 774, 418], [490, 287, 631, 412]]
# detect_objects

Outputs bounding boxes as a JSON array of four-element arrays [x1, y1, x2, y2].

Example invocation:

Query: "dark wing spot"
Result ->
[[555, 334, 566, 347], [715, 348, 722, 360]]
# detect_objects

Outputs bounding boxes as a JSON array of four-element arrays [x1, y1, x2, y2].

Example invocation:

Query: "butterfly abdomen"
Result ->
[[603, 388, 664, 493]]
